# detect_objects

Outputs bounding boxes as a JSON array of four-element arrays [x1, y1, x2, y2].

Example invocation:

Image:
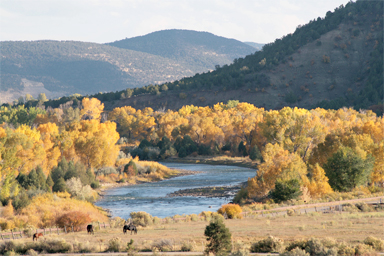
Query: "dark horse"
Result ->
[[87, 224, 94, 235], [33, 232, 43, 241], [123, 223, 137, 234]]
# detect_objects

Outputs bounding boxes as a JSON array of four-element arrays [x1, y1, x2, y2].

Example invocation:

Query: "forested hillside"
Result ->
[[44, 0, 381, 115], [0, 31, 256, 103]]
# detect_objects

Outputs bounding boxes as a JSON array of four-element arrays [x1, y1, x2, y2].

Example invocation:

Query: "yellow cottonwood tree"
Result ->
[[37, 123, 61, 175], [247, 143, 307, 199], [306, 163, 333, 198], [74, 120, 119, 168], [81, 97, 104, 120]]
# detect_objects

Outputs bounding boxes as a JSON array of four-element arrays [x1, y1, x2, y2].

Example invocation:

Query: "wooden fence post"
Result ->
[[71, 225, 74, 232], [19, 228, 22, 238], [11, 230, 15, 240], [98, 221, 101, 230], [1, 232, 3, 240], [64, 226, 67, 234]]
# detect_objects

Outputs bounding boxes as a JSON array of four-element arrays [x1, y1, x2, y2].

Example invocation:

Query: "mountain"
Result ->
[[0, 31, 257, 103], [100, 0, 382, 114], [107, 29, 257, 69], [243, 42, 264, 51]]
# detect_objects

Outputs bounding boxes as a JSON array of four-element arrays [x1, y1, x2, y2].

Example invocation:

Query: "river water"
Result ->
[[95, 162, 256, 218]]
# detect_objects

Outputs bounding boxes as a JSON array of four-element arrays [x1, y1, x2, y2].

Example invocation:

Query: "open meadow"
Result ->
[[2, 209, 383, 254]]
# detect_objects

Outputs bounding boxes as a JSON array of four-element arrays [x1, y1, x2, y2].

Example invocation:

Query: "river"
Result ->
[[95, 162, 256, 218]]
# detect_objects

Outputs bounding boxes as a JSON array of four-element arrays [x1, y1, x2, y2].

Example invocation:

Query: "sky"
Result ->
[[1, 0, 352, 45]]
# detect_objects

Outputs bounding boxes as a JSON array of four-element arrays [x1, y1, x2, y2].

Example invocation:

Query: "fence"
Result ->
[[0, 222, 112, 240]]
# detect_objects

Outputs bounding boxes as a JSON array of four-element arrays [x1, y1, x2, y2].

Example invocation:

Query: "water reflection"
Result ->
[[95, 162, 256, 218]]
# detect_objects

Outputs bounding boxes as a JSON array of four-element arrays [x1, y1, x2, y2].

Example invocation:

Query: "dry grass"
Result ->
[[6, 211, 383, 253]]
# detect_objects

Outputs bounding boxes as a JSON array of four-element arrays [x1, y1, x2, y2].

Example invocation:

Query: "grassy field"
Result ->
[[7, 210, 384, 253]]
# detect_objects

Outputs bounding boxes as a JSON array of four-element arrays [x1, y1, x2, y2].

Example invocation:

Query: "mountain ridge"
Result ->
[[0, 31, 258, 103]]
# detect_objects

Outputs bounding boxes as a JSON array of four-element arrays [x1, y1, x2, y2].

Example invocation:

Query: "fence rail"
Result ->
[[0, 222, 112, 240]]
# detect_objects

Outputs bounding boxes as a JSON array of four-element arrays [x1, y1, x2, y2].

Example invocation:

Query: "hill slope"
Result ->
[[104, 0, 382, 113], [107, 29, 257, 70], [0, 31, 257, 103]]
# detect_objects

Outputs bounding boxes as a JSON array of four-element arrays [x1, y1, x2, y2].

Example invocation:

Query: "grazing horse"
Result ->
[[123, 223, 137, 234], [87, 224, 94, 235], [33, 233, 43, 241]]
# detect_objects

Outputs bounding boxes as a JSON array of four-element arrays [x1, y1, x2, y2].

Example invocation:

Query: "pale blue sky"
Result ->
[[1, 0, 351, 44]]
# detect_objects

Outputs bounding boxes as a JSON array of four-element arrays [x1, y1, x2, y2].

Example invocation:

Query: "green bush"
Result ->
[[250, 236, 285, 253], [269, 179, 302, 203]]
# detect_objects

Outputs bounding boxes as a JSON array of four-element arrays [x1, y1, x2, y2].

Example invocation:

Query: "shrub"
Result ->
[[355, 202, 373, 212], [95, 167, 118, 176], [286, 209, 296, 216], [90, 180, 100, 189], [107, 237, 122, 252], [364, 236, 384, 251], [218, 204, 243, 219], [280, 248, 309, 256], [250, 236, 284, 253], [190, 214, 199, 222], [304, 238, 338, 256], [286, 239, 307, 251], [56, 211, 91, 231], [152, 239, 173, 252], [74, 240, 97, 253], [354, 244, 374, 255], [130, 211, 153, 227], [181, 241, 195, 252], [26, 249, 38, 256]]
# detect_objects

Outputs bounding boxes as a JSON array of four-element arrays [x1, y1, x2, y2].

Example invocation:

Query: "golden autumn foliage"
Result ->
[[81, 97, 104, 120], [306, 164, 333, 198], [56, 211, 92, 231], [218, 203, 243, 219], [1, 99, 383, 206], [17, 193, 108, 228], [247, 143, 308, 198]]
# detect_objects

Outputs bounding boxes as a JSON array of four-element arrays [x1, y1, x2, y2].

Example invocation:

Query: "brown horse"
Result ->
[[33, 232, 43, 241], [123, 223, 137, 234], [87, 224, 94, 235]]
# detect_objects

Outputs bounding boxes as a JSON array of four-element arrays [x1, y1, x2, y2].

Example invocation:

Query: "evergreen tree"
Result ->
[[269, 179, 302, 203], [204, 216, 232, 256], [324, 147, 374, 192], [27, 169, 39, 189], [249, 145, 263, 161], [46, 174, 54, 188], [52, 177, 67, 192]]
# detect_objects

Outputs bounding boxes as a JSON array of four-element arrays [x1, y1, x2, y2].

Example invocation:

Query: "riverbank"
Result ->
[[162, 155, 259, 169], [98, 168, 196, 194]]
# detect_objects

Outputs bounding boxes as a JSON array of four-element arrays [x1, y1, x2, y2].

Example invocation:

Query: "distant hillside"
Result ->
[[0, 31, 257, 103], [243, 42, 264, 51], [107, 29, 257, 69]]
